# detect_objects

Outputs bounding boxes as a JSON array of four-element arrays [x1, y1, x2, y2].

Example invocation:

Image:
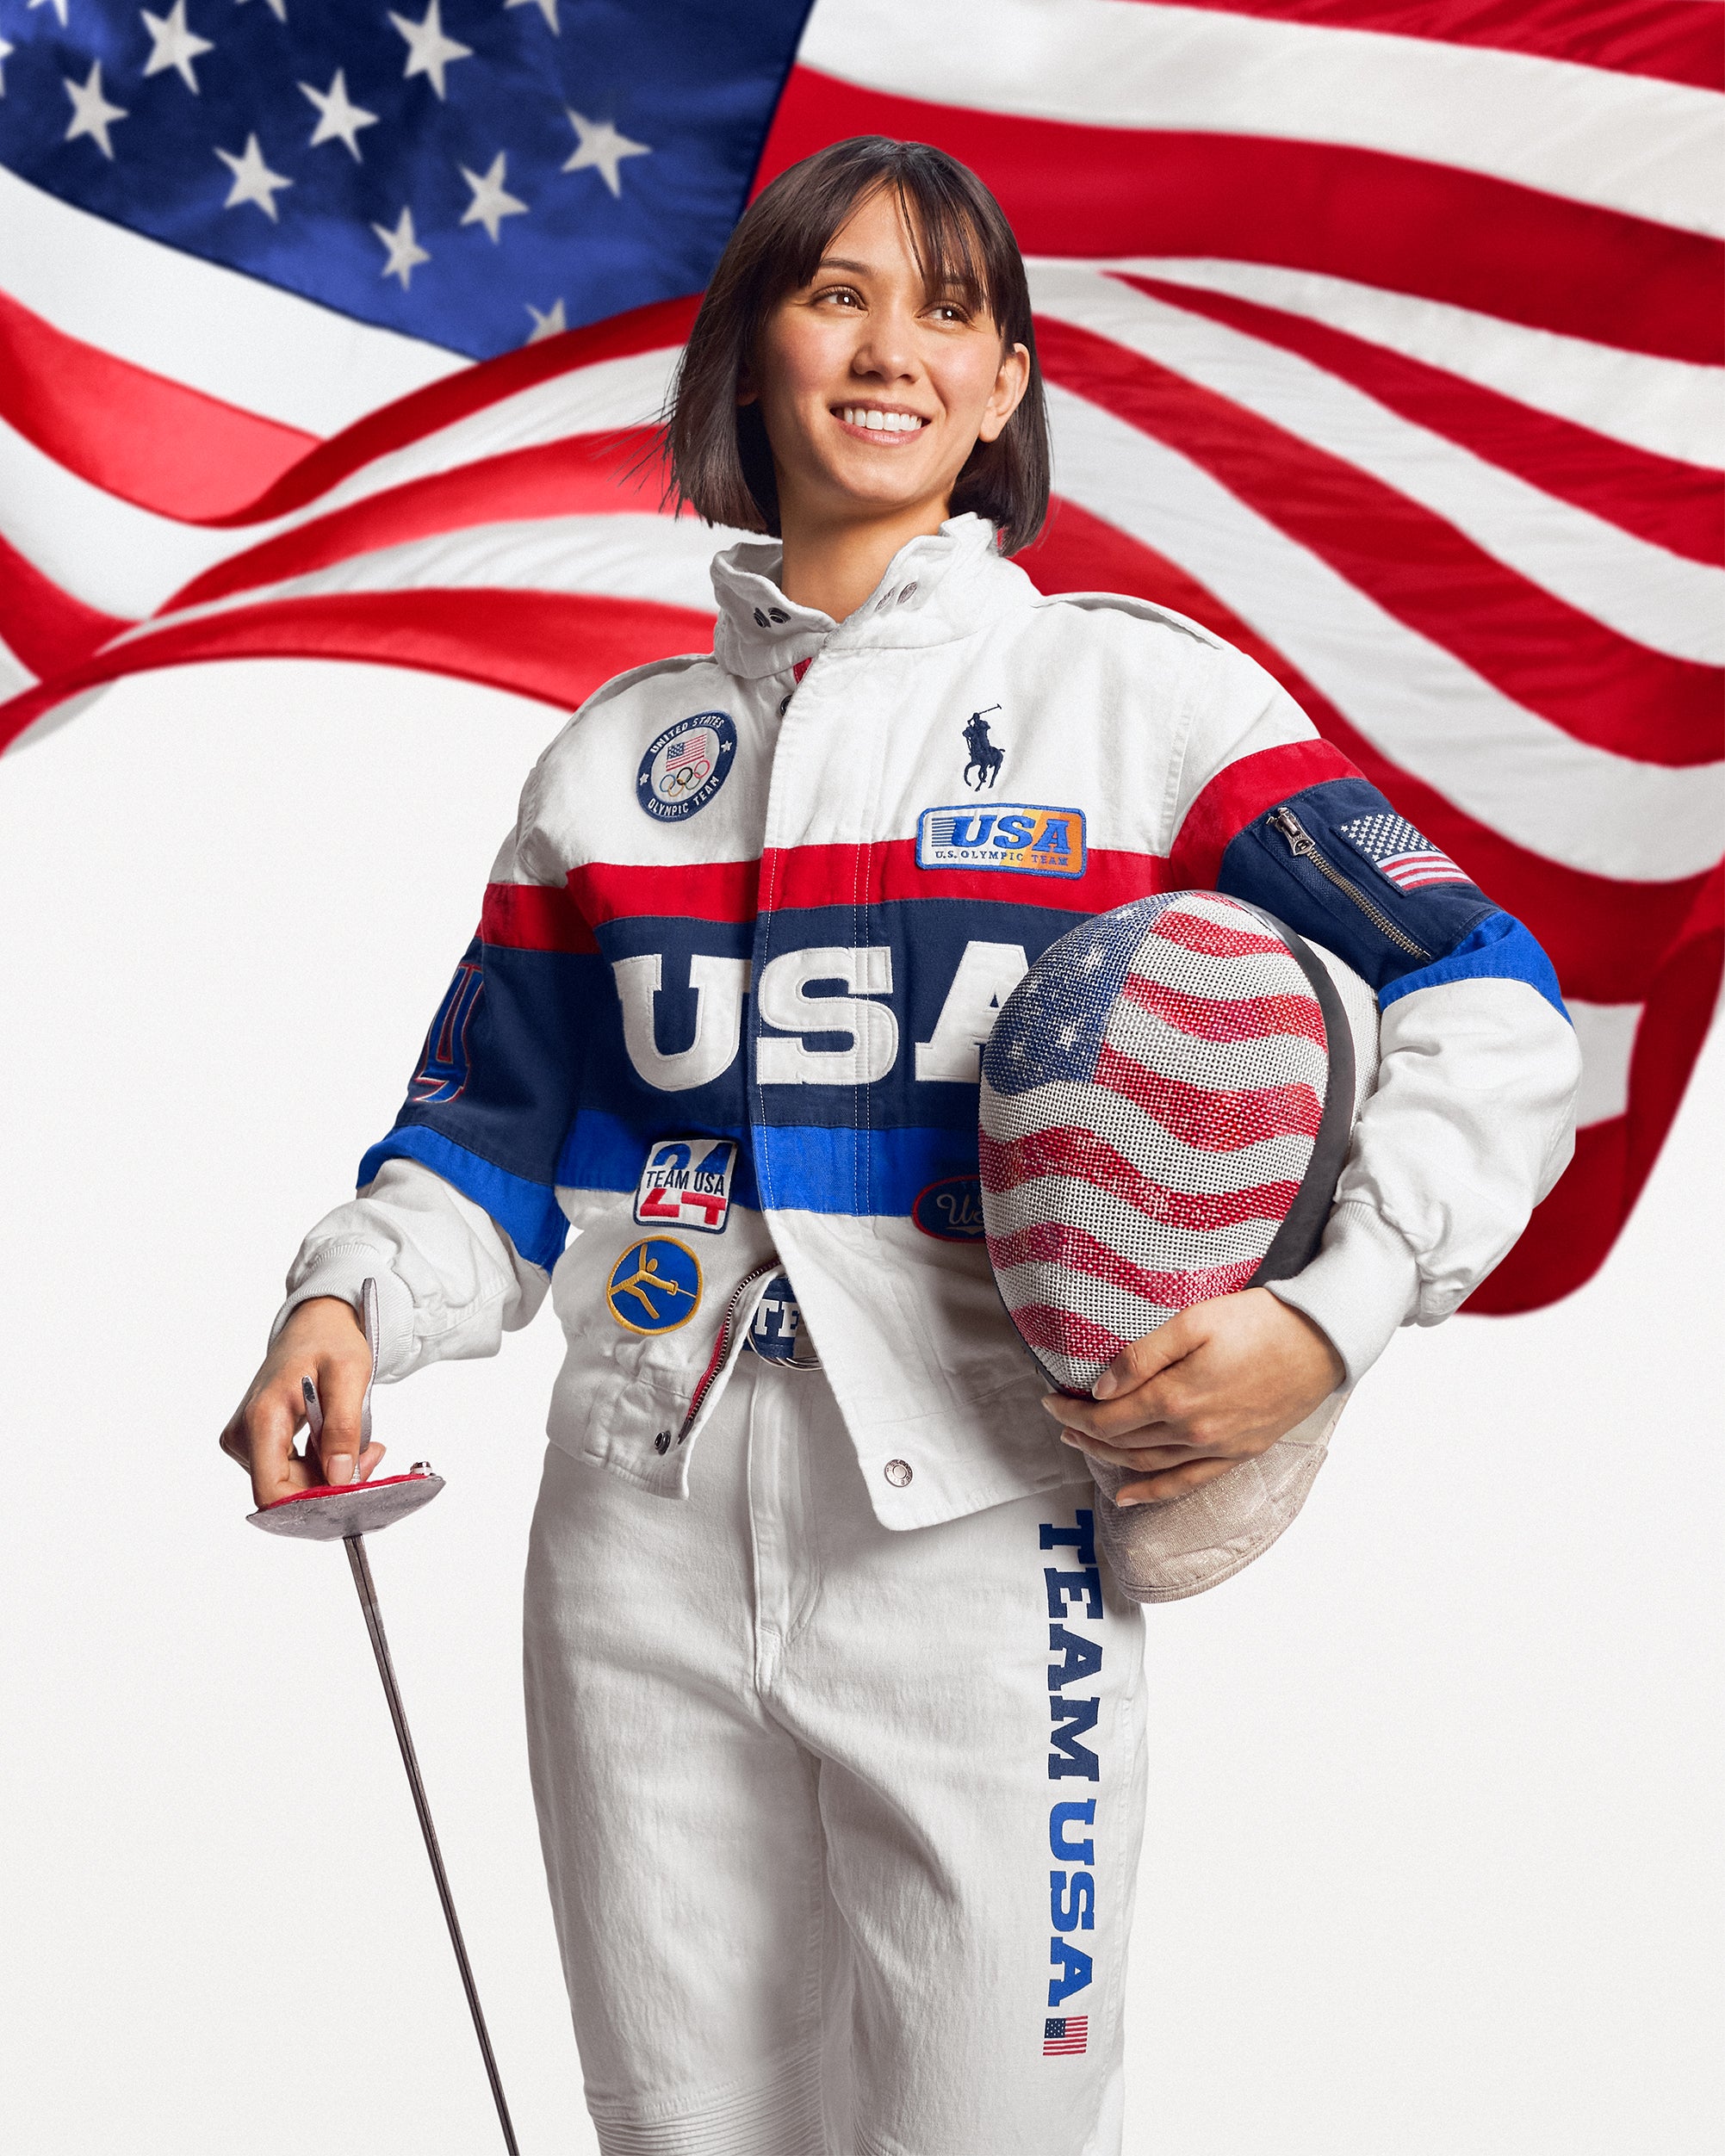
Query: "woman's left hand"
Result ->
[[1044, 1287, 1345, 1508]]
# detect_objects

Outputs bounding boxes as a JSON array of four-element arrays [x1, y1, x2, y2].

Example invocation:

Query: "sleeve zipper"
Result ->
[[1268, 807, 1430, 961]]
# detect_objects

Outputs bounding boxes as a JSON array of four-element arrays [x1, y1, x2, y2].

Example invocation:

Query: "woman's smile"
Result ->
[[832, 402, 932, 441]]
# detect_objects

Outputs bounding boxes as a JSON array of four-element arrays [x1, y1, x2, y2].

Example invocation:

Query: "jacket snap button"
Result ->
[[883, 1459, 912, 1488], [654, 1431, 672, 1455]]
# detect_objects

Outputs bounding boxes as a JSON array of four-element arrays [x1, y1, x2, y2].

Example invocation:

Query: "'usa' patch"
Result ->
[[1340, 813, 1472, 891], [916, 803, 1086, 878], [634, 1137, 737, 1235]]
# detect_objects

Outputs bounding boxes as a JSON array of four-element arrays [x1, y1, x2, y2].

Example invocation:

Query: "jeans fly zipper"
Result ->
[[1268, 807, 1430, 961]]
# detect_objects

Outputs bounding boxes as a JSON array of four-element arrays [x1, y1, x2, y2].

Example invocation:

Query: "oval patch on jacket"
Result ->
[[912, 1175, 988, 1242], [636, 712, 737, 821], [605, 1237, 703, 1333]]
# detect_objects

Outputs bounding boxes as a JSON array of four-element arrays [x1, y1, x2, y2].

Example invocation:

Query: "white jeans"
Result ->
[[523, 1354, 1148, 2156]]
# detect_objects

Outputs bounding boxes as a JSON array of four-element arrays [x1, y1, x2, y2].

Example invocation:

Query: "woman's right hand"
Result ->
[[219, 1295, 386, 1508]]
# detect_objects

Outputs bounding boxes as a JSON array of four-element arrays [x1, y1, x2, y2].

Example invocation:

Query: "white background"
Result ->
[[0, 658, 1718, 2153]]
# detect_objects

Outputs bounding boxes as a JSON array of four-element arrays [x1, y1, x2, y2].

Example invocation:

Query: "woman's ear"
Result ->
[[735, 358, 758, 409], [977, 341, 1031, 444]]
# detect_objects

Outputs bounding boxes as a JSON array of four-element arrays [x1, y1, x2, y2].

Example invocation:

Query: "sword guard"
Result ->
[[248, 1469, 444, 1542]]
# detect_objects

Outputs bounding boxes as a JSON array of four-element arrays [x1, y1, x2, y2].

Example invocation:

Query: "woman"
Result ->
[[224, 139, 1579, 2153]]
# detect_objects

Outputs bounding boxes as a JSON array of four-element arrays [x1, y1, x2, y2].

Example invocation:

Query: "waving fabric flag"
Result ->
[[0, 0, 1719, 1310]]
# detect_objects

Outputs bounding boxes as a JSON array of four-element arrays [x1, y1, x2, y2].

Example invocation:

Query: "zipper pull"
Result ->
[[1269, 806, 1316, 858]]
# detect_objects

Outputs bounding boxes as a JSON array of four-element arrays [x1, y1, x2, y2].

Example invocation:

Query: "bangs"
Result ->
[[778, 170, 994, 325]]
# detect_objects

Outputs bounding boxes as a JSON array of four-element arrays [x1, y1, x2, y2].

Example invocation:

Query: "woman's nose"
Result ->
[[851, 310, 919, 380]]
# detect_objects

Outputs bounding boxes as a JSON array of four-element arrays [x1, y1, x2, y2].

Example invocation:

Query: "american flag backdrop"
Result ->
[[0, 0, 1719, 1311]]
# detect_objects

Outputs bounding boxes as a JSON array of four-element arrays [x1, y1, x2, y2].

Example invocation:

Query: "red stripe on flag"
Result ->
[[1007, 1303, 1132, 1366], [979, 1124, 1304, 1231], [1151, 908, 1292, 961], [164, 429, 668, 612], [1114, 273, 1725, 569], [211, 295, 701, 528], [0, 588, 715, 757], [1126, 0, 1724, 92], [1120, 971, 1330, 1045], [990, 1218, 1263, 1308], [1094, 1041, 1325, 1144], [756, 71, 1723, 363], [480, 882, 598, 953], [0, 530, 133, 678], [1033, 315, 1722, 767], [0, 288, 317, 523], [1470, 864, 1723, 1311]]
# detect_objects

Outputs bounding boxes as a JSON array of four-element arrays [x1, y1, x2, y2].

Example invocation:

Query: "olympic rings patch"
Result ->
[[636, 711, 737, 822], [605, 1237, 703, 1335]]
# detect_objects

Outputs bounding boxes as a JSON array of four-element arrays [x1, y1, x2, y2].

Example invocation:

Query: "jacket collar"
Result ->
[[710, 512, 1037, 680]]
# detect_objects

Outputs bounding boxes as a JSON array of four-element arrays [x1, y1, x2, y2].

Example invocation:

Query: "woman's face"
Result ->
[[742, 186, 1030, 533]]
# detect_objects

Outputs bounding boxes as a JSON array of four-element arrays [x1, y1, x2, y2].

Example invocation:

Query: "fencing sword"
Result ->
[[243, 1279, 520, 2153]]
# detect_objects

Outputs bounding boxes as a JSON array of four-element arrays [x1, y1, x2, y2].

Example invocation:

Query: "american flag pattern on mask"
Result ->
[[1340, 814, 1474, 893], [1044, 2015, 1089, 2056], [979, 892, 1337, 1397]]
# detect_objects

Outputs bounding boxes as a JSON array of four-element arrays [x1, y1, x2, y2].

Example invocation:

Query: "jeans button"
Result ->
[[883, 1459, 912, 1489]]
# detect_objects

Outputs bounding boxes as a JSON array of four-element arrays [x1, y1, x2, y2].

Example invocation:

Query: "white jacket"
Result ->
[[278, 515, 1581, 1531]]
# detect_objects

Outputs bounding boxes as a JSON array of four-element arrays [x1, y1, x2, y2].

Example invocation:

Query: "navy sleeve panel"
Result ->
[[356, 937, 602, 1273], [1216, 777, 1499, 994]]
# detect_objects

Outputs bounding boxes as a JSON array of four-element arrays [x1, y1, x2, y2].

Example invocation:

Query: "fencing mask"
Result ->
[[979, 889, 1380, 1602]]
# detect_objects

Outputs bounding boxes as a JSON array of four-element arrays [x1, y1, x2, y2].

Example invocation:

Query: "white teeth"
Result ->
[[841, 407, 923, 431]]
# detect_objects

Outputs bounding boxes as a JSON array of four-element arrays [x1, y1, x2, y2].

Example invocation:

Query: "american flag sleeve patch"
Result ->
[[1044, 2015, 1089, 2055], [1339, 814, 1474, 893]]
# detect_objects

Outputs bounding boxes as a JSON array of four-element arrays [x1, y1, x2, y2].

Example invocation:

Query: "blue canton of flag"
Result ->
[[1339, 811, 1474, 894], [0, 0, 815, 358]]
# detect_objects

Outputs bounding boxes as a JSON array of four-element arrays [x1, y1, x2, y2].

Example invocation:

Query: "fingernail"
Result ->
[[1059, 1430, 1080, 1447], [1116, 1494, 1144, 1509], [326, 1454, 354, 1486], [1092, 1371, 1119, 1399]]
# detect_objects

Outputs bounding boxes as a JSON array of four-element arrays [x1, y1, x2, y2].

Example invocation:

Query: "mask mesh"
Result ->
[[980, 891, 1333, 1393]]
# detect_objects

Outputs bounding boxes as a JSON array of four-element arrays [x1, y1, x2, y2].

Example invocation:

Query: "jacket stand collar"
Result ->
[[710, 513, 1033, 680]]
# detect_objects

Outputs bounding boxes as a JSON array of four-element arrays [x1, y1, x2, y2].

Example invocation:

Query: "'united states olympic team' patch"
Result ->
[[916, 803, 1086, 877], [636, 711, 737, 821]]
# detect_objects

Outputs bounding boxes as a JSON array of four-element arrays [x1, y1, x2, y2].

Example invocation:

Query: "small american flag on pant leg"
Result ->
[[1044, 2016, 1089, 2056]]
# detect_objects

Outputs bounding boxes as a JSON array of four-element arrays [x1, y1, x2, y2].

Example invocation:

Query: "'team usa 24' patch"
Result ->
[[634, 1137, 737, 1236], [916, 804, 1086, 878]]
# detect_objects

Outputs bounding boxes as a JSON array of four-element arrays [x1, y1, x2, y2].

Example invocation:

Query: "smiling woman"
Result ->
[[223, 127, 1582, 2156], [667, 135, 1049, 612]]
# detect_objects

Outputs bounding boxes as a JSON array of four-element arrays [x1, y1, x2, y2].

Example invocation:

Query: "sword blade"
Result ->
[[343, 1533, 520, 2154]]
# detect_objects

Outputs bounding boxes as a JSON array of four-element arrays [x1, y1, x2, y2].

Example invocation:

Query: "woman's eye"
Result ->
[[816, 287, 861, 308]]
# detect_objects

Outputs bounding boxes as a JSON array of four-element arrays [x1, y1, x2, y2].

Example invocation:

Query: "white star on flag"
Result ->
[[506, 0, 560, 29], [29, 0, 71, 25], [63, 62, 128, 160], [390, 1, 472, 101], [460, 152, 528, 244], [562, 110, 651, 198], [300, 69, 377, 160], [215, 133, 292, 220], [372, 205, 430, 289], [524, 297, 566, 342], [141, 3, 214, 94]]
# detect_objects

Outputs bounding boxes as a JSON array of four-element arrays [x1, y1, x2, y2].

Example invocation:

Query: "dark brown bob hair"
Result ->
[[667, 138, 1051, 556]]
